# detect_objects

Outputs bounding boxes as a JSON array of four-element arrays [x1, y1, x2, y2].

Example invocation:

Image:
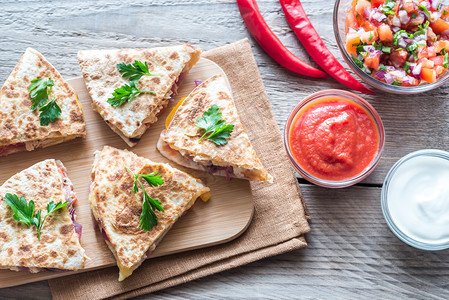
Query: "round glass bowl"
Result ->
[[381, 149, 449, 250], [284, 90, 385, 188], [333, 0, 449, 94]]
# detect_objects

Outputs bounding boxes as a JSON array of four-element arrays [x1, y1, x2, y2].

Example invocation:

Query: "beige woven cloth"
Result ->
[[49, 39, 310, 300]]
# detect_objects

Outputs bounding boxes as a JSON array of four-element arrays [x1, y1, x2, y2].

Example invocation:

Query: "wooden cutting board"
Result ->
[[0, 58, 254, 288]]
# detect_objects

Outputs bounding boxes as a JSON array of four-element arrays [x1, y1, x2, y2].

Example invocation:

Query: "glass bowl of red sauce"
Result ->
[[284, 90, 385, 188]]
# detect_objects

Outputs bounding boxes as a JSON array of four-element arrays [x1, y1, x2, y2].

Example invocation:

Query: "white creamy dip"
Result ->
[[385, 151, 449, 246]]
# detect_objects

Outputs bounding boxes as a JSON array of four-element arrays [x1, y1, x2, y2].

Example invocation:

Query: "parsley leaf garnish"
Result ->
[[117, 61, 159, 82], [125, 166, 164, 232], [28, 77, 54, 111], [196, 104, 235, 146], [4, 193, 70, 240], [39, 98, 62, 126], [107, 80, 156, 107]]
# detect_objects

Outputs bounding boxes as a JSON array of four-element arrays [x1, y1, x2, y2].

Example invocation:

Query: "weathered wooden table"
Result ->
[[1, 0, 449, 299]]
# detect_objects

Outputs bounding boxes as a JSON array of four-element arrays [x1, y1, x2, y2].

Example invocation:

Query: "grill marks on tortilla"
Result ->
[[0, 48, 86, 153]]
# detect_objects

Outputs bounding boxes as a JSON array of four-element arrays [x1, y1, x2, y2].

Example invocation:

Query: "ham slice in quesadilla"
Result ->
[[0, 48, 86, 157], [157, 74, 273, 182], [0, 159, 87, 272], [89, 146, 210, 281], [78, 44, 201, 147]]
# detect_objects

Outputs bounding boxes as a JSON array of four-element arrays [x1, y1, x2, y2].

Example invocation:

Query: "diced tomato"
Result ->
[[419, 58, 435, 69], [346, 32, 361, 54], [365, 52, 380, 69], [428, 46, 438, 57], [403, 1, 418, 14], [421, 68, 437, 83], [436, 65, 446, 76], [355, 0, 371, 16], [430, 56, 444, 66], [378, 24, 393, 43], [435, 40, 449, 54], [360, 30, 378, 44], [418, 47, 429, 60], [371, 0, 386, 8], [390, 50, 408, 68], [361, 20, 376, 32], [431, 19, 449, 34], [346, 8, 359, 31]]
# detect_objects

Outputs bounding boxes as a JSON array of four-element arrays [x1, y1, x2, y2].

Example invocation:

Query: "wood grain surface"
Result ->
[[1, 0, 448, 299]]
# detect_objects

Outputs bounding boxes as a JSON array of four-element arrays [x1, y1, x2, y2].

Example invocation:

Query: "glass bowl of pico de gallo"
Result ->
[[334, 0, 449, 94]]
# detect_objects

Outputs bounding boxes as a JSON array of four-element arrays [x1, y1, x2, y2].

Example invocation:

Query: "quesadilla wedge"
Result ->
[[0, 159, 87, 272], [89, 146, 210, 281], [78, 44, 201, 147], [0, 48, 86, 157], [157, 74, 273, 182]]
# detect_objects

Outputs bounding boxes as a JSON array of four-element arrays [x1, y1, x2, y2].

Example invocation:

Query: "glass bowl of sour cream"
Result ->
[[382, 149, 449, 250]]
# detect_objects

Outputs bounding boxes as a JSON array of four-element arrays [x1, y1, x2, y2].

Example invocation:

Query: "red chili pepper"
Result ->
[[279, 0, 375, 95], [237, 0, 327, 78]]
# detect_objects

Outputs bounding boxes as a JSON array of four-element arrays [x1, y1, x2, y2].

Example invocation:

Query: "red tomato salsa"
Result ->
[[289, 97, 379, 181]]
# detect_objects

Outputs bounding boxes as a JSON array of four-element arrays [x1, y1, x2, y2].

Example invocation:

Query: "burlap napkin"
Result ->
[[48, 39, 310, 300]]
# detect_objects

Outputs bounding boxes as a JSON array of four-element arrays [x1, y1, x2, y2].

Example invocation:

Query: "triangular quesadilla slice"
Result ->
[[157, 74, 273, 182], [0, 159, 87, 272], [78, 44, 201, 147], [89, 146, 210, 281], [0, 48, 86, 157]]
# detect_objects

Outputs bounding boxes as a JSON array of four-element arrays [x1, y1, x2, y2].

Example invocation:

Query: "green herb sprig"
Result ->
[[28, 77, 61, 126], [39, 98, 62, 126], [117, 61, 159, 82], [108, 60, 159, 107], [4, 193, 70, 240], [125, 166, 164, 231], [107, 80, 156, 107], [196, 104, 234, 146], [28, 77, 54, 111]]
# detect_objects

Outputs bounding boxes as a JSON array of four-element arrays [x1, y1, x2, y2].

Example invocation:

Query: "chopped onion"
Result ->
[[363, 45, 375, 53], [431, 11, 442, 22], [364, 7, 372, 19], [399, 10, 410, 24], [422, 1, 431, 8], [390, 70, 406, 78], [398, 39, 408, 48], [432, 0, 442, 10], [392, 15, 401, 27], [391, 26, 401, 33], [385, 73, 394, 84], [194, 80, 202, 86], [413, 63, 422, 75], [375, 70, 386, 79], [370, 10, 387, 22]]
